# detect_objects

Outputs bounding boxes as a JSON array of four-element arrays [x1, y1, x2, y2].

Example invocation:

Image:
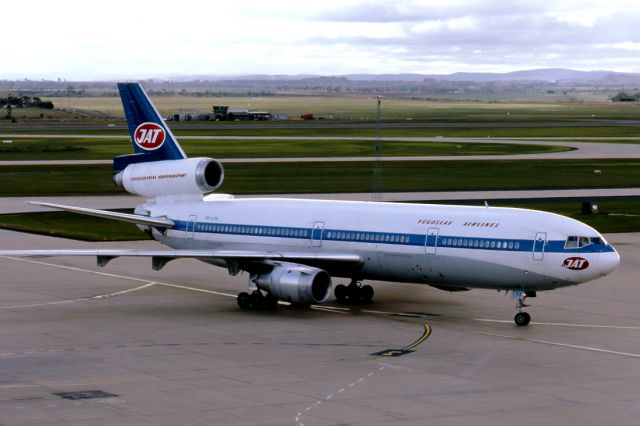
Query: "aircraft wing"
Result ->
[[0, 249, 362, 271], [28, 202, 175, 228]]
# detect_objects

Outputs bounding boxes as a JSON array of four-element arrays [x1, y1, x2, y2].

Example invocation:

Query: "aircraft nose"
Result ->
[[599, 249, 620, 276]]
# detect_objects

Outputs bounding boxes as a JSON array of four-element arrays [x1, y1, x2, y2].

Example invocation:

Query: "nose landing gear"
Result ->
[[513, 290, 536, 326]]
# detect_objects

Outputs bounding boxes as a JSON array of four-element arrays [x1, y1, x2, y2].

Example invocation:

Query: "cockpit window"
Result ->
[[565, 235, 607, 249]]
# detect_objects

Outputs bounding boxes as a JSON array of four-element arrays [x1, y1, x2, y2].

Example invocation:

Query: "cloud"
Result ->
[[2, 0, 640, 78]]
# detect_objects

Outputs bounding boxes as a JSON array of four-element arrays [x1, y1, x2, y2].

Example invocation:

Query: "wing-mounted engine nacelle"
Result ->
[[114, 157, 224, 198], [251, 262, 332, 305]]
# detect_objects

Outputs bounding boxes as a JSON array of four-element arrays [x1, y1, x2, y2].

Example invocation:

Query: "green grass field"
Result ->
[[0, 159, 638, 197], [0, 137, 570, 160], [0, 210, 146, 241]]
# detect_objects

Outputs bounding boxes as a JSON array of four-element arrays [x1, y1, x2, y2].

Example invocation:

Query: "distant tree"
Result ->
[[37, 100, 54, 109], [611, 92, 639, 102], [0, 95, 54, 109]]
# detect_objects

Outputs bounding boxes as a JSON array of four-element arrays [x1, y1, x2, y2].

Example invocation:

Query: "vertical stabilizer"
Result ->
[[114, 83, 187, 172]]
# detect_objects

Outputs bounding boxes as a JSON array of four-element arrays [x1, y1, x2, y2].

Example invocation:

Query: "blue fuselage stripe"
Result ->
[[172, 220, 614, 254]]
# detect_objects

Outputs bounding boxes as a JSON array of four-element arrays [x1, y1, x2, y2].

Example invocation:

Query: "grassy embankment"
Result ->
[[0, 159, 638, 196], [0, 137, 570, 161]]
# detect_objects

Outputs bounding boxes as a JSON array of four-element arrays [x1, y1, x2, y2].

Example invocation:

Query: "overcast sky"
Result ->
[[3, 0, 640, 80]]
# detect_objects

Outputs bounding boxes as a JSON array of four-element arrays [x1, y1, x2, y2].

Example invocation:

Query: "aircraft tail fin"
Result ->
[[114, 83, 187, 172]]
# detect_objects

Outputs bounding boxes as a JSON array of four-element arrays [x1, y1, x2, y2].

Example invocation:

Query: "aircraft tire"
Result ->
[[514, 312, 531, 327], [334, 284, 348, 302], [237, 292, 251, 309], [361, 285, 374, 303]]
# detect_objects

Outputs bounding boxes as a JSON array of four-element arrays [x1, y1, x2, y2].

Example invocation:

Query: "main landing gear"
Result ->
[[334, 280, 374, 304], [237, 290, 278, 310], [513, 290, 536, 327]]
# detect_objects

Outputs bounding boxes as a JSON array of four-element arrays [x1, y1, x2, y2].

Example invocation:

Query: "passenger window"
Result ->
[[515, 242, 520, 249], [508, 241, 514, 249], [490, 241, 496, 248]]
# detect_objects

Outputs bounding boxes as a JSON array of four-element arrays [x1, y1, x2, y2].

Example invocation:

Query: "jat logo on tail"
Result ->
[[563, 257, 589, 270], [134, 122, 166, 151]]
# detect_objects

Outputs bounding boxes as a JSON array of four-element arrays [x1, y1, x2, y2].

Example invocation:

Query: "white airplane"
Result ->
[[0, 83, 620, 326]]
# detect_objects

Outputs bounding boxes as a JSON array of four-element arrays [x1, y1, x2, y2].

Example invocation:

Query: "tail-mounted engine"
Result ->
[[251, 262, 332, 305], [114, 157, 224, 198]]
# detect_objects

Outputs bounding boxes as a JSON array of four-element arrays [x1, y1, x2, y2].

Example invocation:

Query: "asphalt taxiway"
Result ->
[[1, 229, 639, 425]]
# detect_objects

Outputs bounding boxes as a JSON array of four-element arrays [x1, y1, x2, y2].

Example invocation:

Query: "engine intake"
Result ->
[[114, 157, 224, 198], [252, 262, 332, 305]]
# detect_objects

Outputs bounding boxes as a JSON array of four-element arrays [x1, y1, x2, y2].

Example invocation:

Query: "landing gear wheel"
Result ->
[[334, 284, 348, 302], [237, 290, 279, 310], [335, 281, 373, 304], [514, 312, 531, 327], [237, 292, 251, 309], [361, 285, 374, 303]]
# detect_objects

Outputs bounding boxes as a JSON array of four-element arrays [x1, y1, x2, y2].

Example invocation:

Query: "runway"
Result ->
[[1, 229, 639, 425]]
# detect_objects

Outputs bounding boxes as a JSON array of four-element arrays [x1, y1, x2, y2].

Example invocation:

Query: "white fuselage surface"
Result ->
[[142, 196, 619, 292]]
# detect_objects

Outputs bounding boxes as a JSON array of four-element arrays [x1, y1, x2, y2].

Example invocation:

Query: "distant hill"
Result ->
[[171, 68, 640, 84], [419, 68, 632, 82], [345, 68, 640, 83]]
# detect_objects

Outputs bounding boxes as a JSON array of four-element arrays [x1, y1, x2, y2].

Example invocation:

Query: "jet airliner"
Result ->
[[0, 83, 620, 326]]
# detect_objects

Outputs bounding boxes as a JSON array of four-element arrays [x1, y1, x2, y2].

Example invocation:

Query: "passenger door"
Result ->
[[186, 215, 197, 239], [425, 227, 439, 254], [533, 232, 547, 261], [311, 221, 325, 247]]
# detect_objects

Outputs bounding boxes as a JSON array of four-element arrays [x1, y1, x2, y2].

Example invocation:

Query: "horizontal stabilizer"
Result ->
[[28, 202, 175, 228]]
